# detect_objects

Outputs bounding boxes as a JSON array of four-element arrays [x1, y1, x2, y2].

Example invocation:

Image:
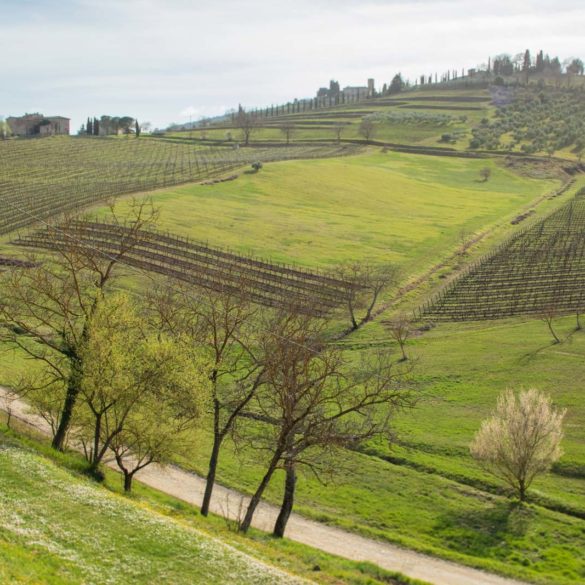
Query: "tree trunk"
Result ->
[[400, 342, 407, 361], [518, 478, 526, 502], [201, 431, 222, 517], [364, 290, 380, 323], [576, 312, 581, 331], [52, 378, 79, 450], [348, 298, 358, 330], [124, 471, 133, 492], [273, 459, 296, 538], [239, 451, 281, 533], [547, 319, 560, 344]]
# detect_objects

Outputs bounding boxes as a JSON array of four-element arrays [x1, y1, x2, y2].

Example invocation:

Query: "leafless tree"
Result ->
[[239, 309, 415, 536], [150, 278, 266, 517], [279, 123, 296, 145], [539, 303, 561, 344], [470, 389, 565, 501], [333, 124, 345, 143], [235, 110, 260, 146], [0, 200, 158, 451], [358, 119, 377, 141], [458, 227, 472, 254], [334, 263, 399, 330], [386, 315, 412, 361]]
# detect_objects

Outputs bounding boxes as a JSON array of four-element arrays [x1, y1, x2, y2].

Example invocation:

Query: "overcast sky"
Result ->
[[1, 0, 584, 131]]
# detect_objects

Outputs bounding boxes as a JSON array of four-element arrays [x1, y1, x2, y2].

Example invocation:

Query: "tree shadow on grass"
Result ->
[[517, 342, 556, 366], [434, 501, 534, 556]]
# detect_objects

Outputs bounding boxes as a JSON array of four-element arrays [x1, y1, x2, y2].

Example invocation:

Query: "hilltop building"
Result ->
[[316, 79, 376, 102], [7, 114, 70, 137]]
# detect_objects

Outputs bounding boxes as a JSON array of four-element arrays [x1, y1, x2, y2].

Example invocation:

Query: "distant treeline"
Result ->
[[80, 116, 147, 136]]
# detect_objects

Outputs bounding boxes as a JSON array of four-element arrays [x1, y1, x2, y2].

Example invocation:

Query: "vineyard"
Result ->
[[13, 220, 355, 316], [421, 188, 585, 321], [0, 137, 361, 236]]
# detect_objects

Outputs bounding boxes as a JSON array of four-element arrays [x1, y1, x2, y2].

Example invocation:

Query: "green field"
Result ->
[[101, 150, 560, 277]]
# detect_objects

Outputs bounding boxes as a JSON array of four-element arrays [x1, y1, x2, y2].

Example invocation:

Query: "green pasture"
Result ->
[[102, 151, 559, 281]]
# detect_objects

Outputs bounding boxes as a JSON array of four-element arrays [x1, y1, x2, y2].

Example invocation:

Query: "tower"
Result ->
[[367, 78, 375, 97]]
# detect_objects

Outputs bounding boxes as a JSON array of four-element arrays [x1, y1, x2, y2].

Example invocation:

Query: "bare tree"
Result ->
[[279, 123, 296, 145], [235, 109, 260, 146], [239, 309, 415, 536], [333, 124, 345, 143], [385, 315, 412, 361], [539, 304, 561, 344], [358, 119, 377, 141], [150, 279, 266, 517], [334, 263, 399, 330], [470, 389, 565, 501], [0, 200, 158, 451]]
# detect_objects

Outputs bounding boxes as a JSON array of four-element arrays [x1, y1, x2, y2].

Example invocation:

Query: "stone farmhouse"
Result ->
[[316, 79, 376, 103], [342, 79, 375, 100], [7, 114, 70, 137]]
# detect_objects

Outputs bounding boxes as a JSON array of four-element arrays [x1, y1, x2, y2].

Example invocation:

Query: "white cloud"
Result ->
[[1, 0, 583, 130]]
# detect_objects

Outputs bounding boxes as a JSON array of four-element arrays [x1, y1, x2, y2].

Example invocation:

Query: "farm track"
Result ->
[[0, 387, 529, 585], [13, 220, 356, 317]]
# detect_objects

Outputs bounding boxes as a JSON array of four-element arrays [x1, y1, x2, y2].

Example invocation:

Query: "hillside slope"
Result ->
[[0, 436, 305, 585]]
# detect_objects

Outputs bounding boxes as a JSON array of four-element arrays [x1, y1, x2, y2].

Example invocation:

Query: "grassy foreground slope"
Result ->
[[0, 435, 306, 585], [0, 427, 432, 585], [104, 151, 559, 273]]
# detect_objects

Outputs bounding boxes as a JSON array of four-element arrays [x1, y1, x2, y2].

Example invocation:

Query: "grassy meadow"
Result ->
[[0, 434, 304, 585], [100, 150, 560, 277], [0, 427, 429, 585]]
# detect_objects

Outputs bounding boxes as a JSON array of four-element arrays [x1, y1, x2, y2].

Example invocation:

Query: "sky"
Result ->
[[1, 0, 584, 131]]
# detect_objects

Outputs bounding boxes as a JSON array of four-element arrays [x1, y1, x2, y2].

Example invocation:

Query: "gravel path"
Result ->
[[0, 387, 529, 585]]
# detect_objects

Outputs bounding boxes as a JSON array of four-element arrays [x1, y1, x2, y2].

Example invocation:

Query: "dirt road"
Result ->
[[0, 387, 529, 585]]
